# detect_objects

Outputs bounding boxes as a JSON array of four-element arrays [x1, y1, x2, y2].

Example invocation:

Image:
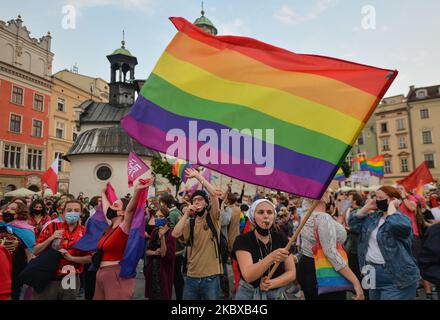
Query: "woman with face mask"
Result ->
[[348, 186, 420, 300], [231, 199, 296, 300], [93, 179, 153, 300], [144, 209, 176, 300], [33, 200, 92, 300], [27, 199, 51, 238], [0, 202, 35, 300], [297, 192, 364, 300]]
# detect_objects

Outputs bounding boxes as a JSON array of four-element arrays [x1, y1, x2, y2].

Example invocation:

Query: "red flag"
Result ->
[[41, 156, 59, 194], [397, 161, 434, 193]]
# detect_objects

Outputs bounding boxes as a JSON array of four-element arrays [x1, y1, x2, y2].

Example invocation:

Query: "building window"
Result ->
[[3, 145, 22, 169], [380, 122, 388, 133], [357, 131, 364, 145], [54, 152, 64, 172], [32, 119, 43, 137], [72, 128, 78, 142], [96, 165, 112, 181], [396, 119, 405, 131], [424, 154, 435, 169], [12, 86, 24, 105], [422, 130, 432, 144], [420, 109, 429, 119], [416, 90, 427, 99], [9, 114, 22, 133], [27, 149, 43, 170], [382, 138, 390, 151], [57, 98, 65, 112], [34, 94, 44, 112], [384, 159, 392, 174], [400, 158, 409, 173], [398, 136, 407, 149], [56, 121, 65, 139]]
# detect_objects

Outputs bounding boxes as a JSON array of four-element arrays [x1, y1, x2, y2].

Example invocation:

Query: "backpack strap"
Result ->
[[206, 210, 222, 265], [189, 217, 195, 246]]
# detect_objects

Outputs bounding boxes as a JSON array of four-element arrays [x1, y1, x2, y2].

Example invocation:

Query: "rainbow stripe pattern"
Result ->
[[367, 155, 384, 177], [172, 158, 194, 183], [313, 223, 353, 294], [121, 17, 397, 199], [333, 168, 346, 181], [359, 156, 369, 171]]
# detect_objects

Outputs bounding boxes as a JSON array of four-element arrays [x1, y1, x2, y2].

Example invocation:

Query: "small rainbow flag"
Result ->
[[359, 156, 369, 171], [353, 156, 368, 171], [172, 158, 194, 183], [334, 168, 346, 181], [366, 155, 384, 177]]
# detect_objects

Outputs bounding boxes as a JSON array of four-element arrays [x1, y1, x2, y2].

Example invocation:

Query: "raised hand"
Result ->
[[185, 168, 199, 180]]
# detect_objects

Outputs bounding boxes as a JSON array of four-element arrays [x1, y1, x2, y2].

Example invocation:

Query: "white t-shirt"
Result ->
[[431, 207, 440, 220], [365, 217, 386, 264]]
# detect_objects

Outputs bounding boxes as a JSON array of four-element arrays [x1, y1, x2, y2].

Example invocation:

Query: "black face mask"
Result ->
[[2, 212, 15, 223], [255, 224, 270, 236], [145, 224, 155, 235], [106, 208, 118, 220], [31, 208, 43, 216], [376, 199, 389, 212]]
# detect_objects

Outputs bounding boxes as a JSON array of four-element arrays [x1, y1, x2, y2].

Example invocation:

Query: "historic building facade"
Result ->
[[0, 15, 53, 195]]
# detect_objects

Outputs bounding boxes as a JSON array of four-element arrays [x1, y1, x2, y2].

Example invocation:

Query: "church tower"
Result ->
[[106, 32, 138, 106], [193, 3, 218, 35]]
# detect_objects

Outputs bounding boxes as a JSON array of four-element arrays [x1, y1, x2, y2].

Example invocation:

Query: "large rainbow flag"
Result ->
[[121, 17, 397, 199]]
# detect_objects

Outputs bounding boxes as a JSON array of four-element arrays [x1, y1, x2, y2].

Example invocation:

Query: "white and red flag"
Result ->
[[41, 156, 59, 194]]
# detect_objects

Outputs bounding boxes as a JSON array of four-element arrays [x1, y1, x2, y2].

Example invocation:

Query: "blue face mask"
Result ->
[[155, 217, 167, 227], [65, 211, 80, 225]]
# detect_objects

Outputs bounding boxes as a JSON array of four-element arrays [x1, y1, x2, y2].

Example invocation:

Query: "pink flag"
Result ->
[[127, 152, 150, 187], [106, 182, 119, 204]]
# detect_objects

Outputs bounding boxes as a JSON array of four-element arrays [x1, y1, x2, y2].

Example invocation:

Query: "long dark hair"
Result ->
[[30, 199, 47, 216]]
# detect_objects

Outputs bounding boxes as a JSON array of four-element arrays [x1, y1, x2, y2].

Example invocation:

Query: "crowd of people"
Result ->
[[1, 170, 439, 300]]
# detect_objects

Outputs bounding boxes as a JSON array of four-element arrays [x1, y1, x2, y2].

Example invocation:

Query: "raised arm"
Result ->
[[185, 168, 219, 216], [122, 178, 153, 234], [238, 183, 245, 204], [172, 206, 191, 239], [101, 184, 112, 225]]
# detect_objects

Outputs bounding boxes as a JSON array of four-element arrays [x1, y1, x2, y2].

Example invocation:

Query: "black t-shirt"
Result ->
[[423, 209, 435, 221], [231, 231, 288, 288]]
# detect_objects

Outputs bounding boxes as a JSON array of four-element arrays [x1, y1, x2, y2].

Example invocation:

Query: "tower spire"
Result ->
[[121, 30, 125, 48], [201, 1, 205, 16]]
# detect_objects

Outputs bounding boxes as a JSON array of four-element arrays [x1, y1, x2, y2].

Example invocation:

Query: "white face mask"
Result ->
[[65, 211, 80, 224]]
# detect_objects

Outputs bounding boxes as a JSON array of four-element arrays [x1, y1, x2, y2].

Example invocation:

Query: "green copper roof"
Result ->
[[194, 15, 215, 28], [112, 47, 132, 57]]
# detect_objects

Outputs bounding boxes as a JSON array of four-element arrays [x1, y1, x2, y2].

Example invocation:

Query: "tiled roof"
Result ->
[[65, 126, 160, 159]]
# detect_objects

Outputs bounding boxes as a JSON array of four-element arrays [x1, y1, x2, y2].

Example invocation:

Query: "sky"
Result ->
[[2, 0, 439, 97]]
